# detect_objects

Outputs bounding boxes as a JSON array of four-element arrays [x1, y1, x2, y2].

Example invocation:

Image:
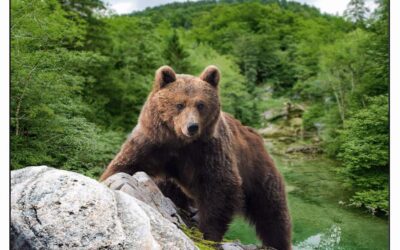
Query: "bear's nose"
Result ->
[[187, 123, 199, 135]]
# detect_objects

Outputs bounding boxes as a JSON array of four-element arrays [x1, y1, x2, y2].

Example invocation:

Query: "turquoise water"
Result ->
[[225, 140, 389, 249]]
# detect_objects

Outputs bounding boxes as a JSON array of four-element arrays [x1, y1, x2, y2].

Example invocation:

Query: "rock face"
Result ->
[[103, 172, 185, 226], [258, 125, 294, 138], [285, 145, 323, 154], [11, 166, 198, 250], [220, 242, 276, 250]]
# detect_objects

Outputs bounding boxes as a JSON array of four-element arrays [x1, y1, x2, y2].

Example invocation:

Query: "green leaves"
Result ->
[[337, 95, 388, 214], [338, 95, 388, 170], [344, 0, 370, 27], [10, 0, 120, 176], [163, 30, 193, 73], [350, 188, 388, 215], [11, 0, 85, 50], [10, 0, 388, 207]]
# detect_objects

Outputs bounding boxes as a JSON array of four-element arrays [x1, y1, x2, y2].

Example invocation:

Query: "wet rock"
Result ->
[[262, 103, 304, 122], [277, 137, 296, 143], [284, 103, 305, 120], [258, 125, 293, 138], [289, 117, 303, 128], [262, 110, 285, 122], [11, 166, 197, 250], [286, 145, 323, 154]]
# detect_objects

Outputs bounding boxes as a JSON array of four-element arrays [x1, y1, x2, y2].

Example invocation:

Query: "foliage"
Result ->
[[83, 16, 164, 131], [296, 0, 388, 214], [58, 0, 110, 51], [11, 0, 388, 216], [344, 0, 370, 27], [10, 0, 122, 177], [317, 29, 371, 123], [349, 188, 388, 215], [338, 95, 388, 214], [302, 104, 325, 132], [188, 1, 351, 95], [163, 30, 193, 73]]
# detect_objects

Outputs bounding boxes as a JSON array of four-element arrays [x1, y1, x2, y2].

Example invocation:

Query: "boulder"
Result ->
[[220, 242, 275, 250], [103, 172, 185, 226], [262, 110, 285, 122], [285, 145, 323, 154], [262, 103, 304, 122], [11, 166, 198, 250], [258, 125, 293, 138]]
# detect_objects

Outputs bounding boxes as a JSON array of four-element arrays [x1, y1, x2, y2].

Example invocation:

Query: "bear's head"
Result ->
[[148, 65, 221, 142]]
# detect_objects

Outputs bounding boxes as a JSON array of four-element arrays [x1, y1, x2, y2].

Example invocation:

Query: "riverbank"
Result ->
[[225, 139, 389, 249]]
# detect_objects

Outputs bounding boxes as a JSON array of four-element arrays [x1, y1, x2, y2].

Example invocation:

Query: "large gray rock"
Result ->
[[103, 172, 185, 226], [11, 166, 198, 250], [285, 145, 323, 154], [220, 242, 275, 250], [258, 125, 293, 138]]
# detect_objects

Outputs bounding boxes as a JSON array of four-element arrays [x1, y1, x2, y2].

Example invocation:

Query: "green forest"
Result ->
[[11, 0, 388, 229]]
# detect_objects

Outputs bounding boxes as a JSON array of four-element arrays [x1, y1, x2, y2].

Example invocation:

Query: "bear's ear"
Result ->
[[155, 66, 176, 89], [199, 65, 220, 87]]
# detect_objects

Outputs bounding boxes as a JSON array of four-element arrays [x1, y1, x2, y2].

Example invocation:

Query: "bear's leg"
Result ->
[[99, 129, 154, 181], [156, 178, 194, 211], [194, 177, 242, 242], [244, 173, 291, 250], [197, 192, 237, 242]]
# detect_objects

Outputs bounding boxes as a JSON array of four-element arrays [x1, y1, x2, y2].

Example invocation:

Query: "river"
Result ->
[[224, 139, 389, 250]]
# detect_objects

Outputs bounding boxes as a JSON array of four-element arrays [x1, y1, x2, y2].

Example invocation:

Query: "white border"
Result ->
[[0, 0, 10, 247], [1, 0, 395, 249]]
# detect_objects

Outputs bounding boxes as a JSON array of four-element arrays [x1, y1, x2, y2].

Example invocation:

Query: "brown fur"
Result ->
[[100, 66, 292, 250]]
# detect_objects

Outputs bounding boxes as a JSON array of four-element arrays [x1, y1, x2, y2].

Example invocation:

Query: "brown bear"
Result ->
[[99, 65, 292, 250]]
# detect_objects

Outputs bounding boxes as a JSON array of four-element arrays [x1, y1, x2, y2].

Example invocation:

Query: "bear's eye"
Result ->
[[197, 103, 205, 111], [176, 103, 185, 111]]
